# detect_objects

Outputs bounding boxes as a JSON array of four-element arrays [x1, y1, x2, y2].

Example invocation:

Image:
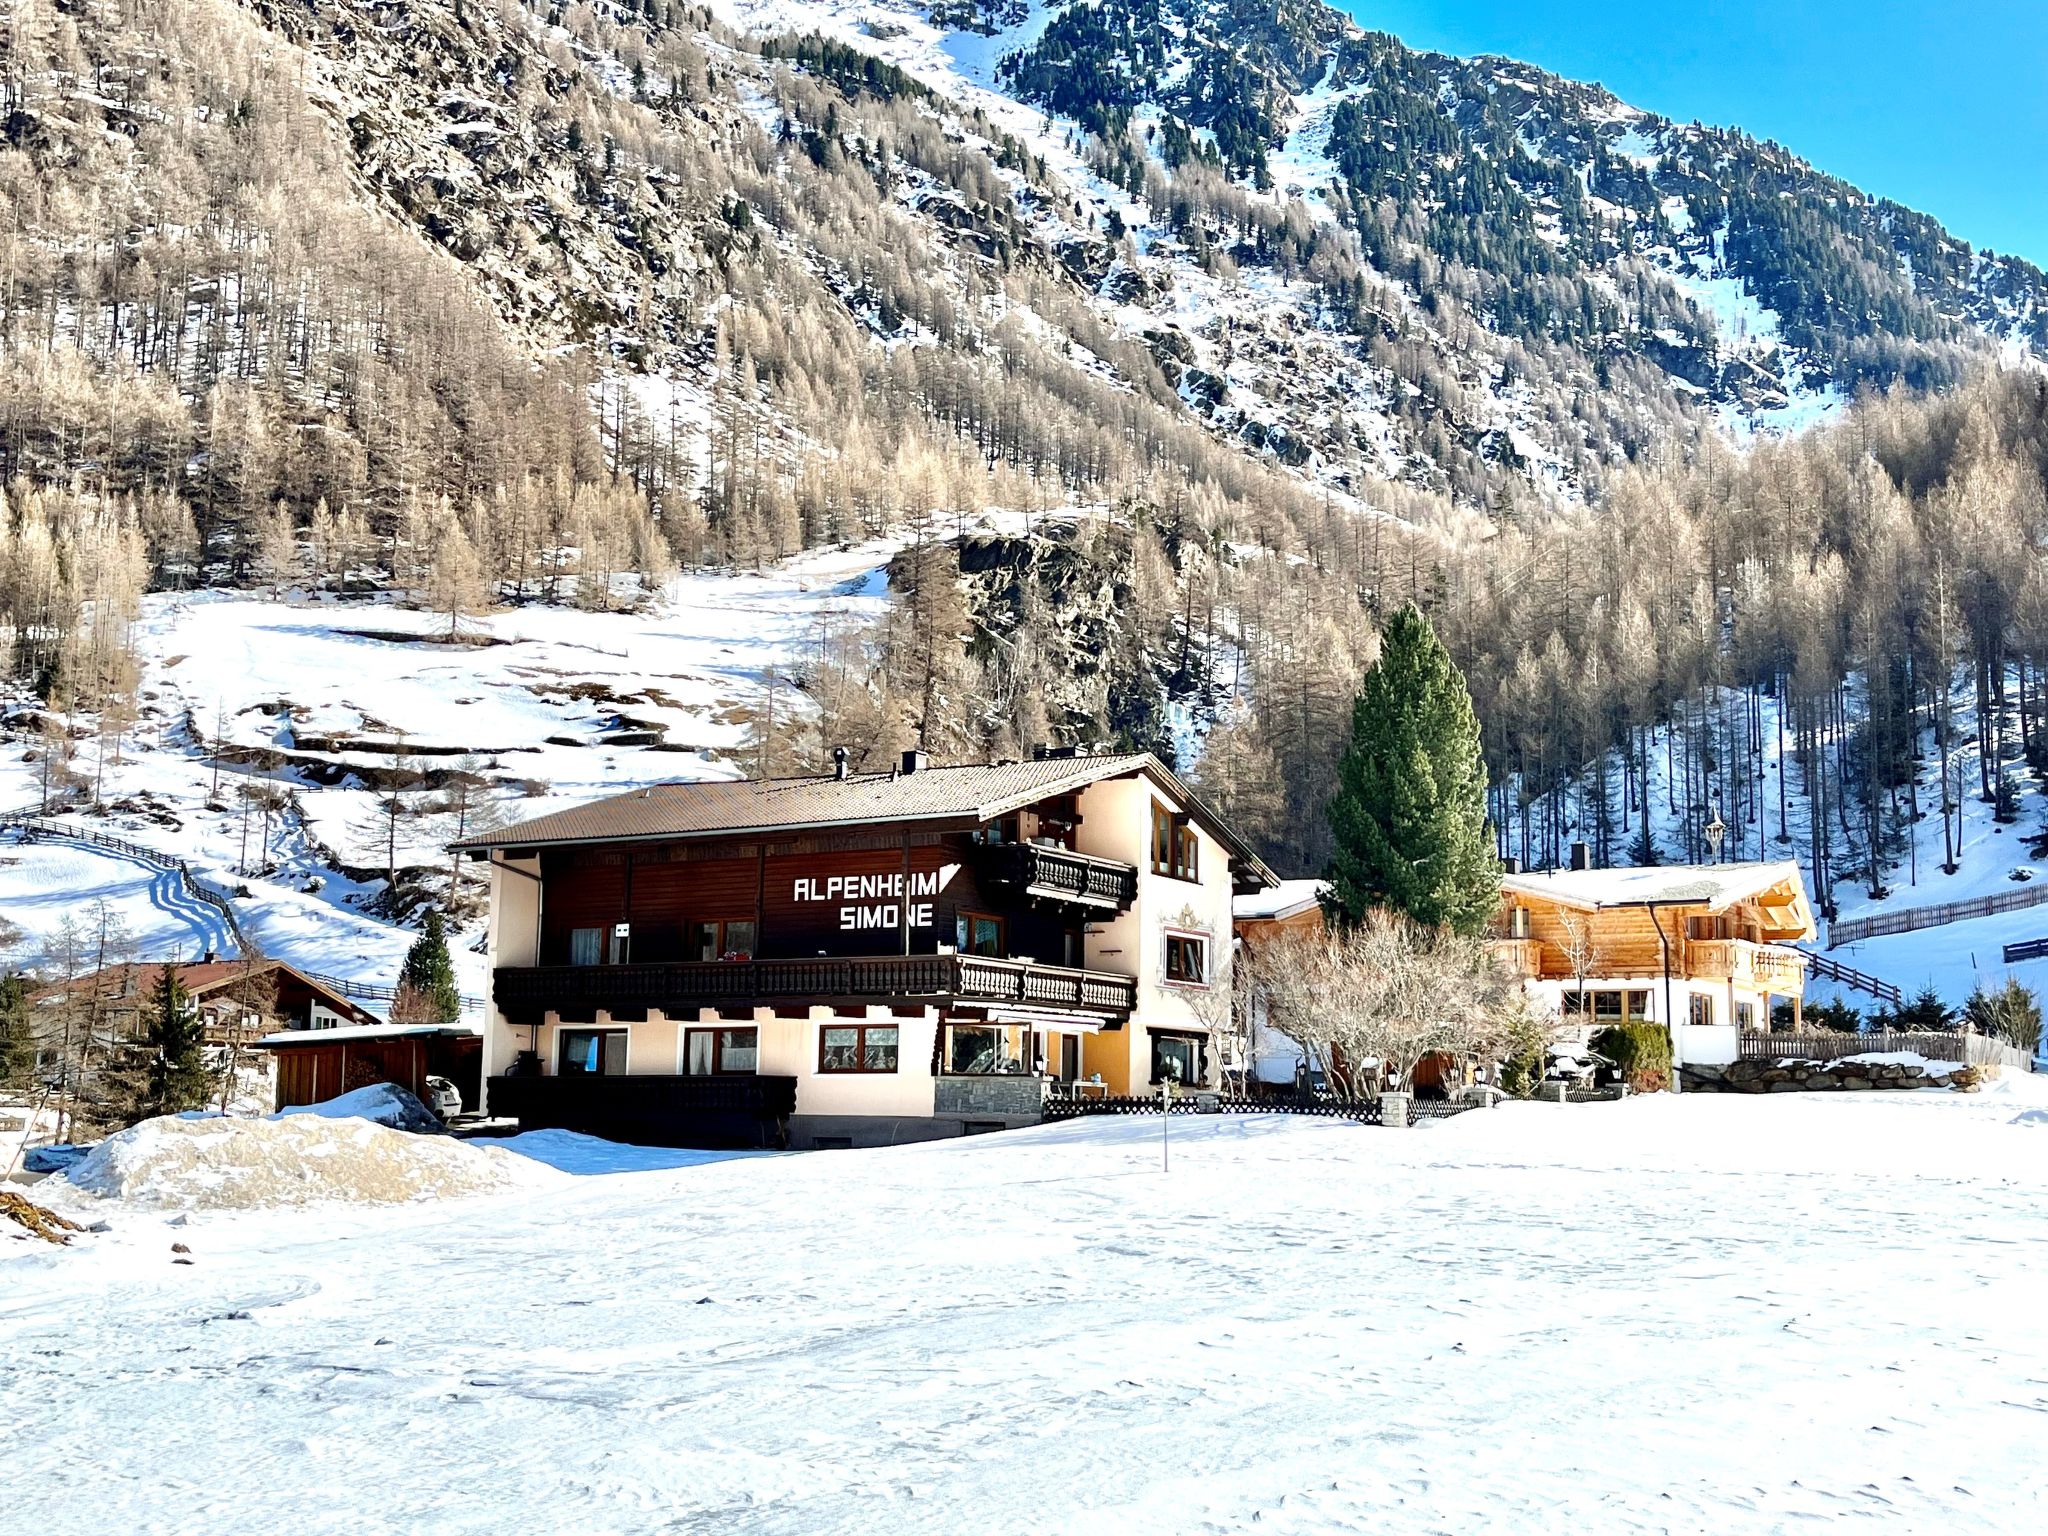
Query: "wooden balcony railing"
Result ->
[[973, 843, 1138, 912], [492, 953, 1138, 1025], [1485, 937, 1543, 978], [1690, 939, 1810, 992]]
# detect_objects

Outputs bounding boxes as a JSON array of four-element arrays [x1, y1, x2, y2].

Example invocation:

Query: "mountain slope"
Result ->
[[9, 0, 2043, 547]]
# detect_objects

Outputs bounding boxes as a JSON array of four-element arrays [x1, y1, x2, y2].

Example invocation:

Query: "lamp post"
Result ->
[[1705, 803, 1726, 863]]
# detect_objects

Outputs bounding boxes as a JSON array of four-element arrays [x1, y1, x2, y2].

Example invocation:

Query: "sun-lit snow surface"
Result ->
[[0, 538, 907, 988], [7, 1094, 2048, 1532]]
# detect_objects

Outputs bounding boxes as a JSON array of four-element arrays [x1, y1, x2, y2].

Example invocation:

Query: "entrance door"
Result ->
[[1061, 1036, 1081, 1082]]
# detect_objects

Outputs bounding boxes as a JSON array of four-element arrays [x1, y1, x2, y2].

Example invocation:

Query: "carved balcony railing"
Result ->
[[972, 842, 1139, 913], [492, 953, 1138, 1026], [1689, 939, 1810, 993]]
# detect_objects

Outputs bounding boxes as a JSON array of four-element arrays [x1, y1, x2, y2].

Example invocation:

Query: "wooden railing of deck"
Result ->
[[493, 953, 1138, 1023]]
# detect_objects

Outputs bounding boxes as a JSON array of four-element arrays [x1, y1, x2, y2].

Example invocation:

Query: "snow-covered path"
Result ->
[[0, 833, 234, 965], [6, 1094, 2048, 1532]]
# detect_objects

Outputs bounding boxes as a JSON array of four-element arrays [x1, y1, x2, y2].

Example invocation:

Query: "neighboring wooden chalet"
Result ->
[[1491, 857, 1817, 1067], [456, 748, 1277, 1149], [31, 958, 381, 1048]]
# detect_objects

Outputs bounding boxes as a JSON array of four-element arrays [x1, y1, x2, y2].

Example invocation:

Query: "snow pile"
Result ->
[[273, 1082, 444, 1135], [63, 1113, 563, 1210]]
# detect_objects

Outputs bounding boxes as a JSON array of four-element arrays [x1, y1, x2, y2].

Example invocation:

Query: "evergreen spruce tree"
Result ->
[[147, 964, 209, 1115], [1325, 605, 1501, 936], [0, 972, 33, 1090], [399, 910, 462, 1023]]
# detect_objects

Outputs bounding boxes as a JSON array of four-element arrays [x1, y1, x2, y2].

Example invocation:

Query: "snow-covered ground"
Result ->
[[7, 1091, 2048, 1532], [0, 538, 912, 990]]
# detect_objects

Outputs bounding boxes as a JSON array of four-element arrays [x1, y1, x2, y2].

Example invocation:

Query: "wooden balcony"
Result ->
[[1689, 939, 1809, 993], [486, 1072, 797, 1148], [1486, 937, 1543, 978], [492, 953, 1138, 1026], [972, 842, 1138, 913]]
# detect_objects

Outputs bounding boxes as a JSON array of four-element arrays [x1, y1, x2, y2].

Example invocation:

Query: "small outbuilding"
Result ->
[[254, 1021, 483, 1115]]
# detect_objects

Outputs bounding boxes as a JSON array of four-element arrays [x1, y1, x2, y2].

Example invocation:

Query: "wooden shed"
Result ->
[[255, 1023, 483, 1114]]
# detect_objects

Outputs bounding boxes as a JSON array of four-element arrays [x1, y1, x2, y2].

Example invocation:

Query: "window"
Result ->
[[684, 1027, 759, 1075], [1061, 927, 1086, 968], [819, 1024, 899, 1073], [946, 1025, 1023, 1075], [569, 927, 604, 967], [1688, 994, 1715, 1029], [559, 1028, 627, 1076], [1150, 1032, 1203, 1085], [1507, 906, 1531, 938], [1164, 933, 1208, 984], [689, 920, 756, 962], [1150, 803, 1199, 881], [1735, 1001, 1756, 1032], [956, 912, 1004, 956], [1563, 989, 1651, 1022]]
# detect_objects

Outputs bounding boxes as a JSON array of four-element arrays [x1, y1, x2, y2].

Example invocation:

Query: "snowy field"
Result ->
[[0, 537, 910, 987], [6, 1091, 2048, 1533]]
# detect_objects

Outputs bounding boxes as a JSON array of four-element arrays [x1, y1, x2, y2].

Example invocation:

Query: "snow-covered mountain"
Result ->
[[10, 0, 2048, 1011], [14, 0, 2041, 526]]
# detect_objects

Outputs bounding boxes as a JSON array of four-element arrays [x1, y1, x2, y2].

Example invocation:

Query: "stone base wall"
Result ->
[[1683, 1058, 1979, 1093], [934, 1075, 1045, 1117]]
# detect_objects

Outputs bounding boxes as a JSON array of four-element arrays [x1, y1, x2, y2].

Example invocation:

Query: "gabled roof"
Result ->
[[1501, 860, 1816, 940], [255, 1021, 480, 1048], [458, 751, 1278, 886], [30, 959, 382, 1027], [1234, 878, 1328, 923]]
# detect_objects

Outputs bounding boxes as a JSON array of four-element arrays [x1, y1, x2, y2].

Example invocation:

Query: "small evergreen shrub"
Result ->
[[1589, 1022, 1673, 1093], [1500, 1048, 1544, 1099]]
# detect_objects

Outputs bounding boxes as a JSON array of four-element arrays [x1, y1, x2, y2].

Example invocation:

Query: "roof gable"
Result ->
[[1501, 861, 1816, 940]]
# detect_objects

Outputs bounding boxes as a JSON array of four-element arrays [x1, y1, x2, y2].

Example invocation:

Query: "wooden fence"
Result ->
[[1829, 882, 2048, 948], [1738, 1030, 2034, 1070], [2002, 937, 2048, 964], [1800, 951, 1903, 1007]]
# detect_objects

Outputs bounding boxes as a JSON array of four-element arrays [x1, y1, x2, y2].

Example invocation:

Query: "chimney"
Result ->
[[1502, 855, 1522, 875], [900, 749, 928, 776], [833, 745, 849, 781], [1569, 841, 1592, 872]]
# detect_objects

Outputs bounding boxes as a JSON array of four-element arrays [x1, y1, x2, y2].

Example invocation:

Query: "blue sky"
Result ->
[[1348, 2, 2048, 268]]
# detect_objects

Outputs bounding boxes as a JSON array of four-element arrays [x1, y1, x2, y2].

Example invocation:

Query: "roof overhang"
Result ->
[[456, 752, 1279, 890]]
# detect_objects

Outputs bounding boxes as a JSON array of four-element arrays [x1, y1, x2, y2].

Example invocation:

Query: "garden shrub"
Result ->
[[1589, 1022, 1673, 1093]]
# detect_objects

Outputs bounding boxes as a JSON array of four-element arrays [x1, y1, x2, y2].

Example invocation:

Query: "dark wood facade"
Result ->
[[531, 826, 1129, 981]]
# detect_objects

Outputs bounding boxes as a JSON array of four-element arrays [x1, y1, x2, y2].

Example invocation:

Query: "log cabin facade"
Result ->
[[1490, 859, 1817, 1068], [458, 749, 1276, 1148]]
